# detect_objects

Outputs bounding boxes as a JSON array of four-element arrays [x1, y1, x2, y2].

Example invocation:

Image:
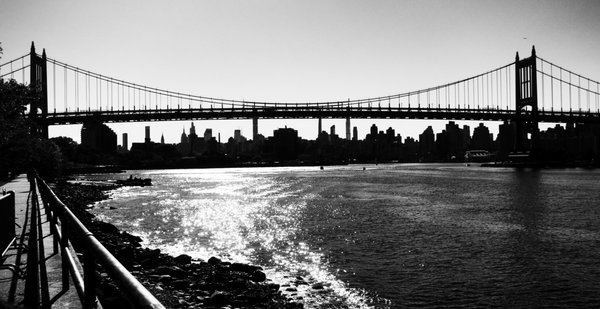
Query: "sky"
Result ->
[[1, 0, 600, 145]]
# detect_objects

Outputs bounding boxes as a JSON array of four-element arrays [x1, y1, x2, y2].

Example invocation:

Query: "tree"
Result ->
[[0, 79, 62, 180]]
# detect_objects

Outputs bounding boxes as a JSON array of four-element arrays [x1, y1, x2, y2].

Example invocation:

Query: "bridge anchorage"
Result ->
[[1, 43, 599, 161]]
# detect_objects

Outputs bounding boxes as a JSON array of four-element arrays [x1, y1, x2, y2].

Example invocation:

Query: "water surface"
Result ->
[[89, 164, 600, 308]]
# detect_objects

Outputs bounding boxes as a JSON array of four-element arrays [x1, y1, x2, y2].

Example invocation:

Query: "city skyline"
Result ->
[[2, 1, 600, 144]]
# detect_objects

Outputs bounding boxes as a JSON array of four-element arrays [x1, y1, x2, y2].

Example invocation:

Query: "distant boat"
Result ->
[[117, 176, 152, 187], [464, 150, 492, 163]]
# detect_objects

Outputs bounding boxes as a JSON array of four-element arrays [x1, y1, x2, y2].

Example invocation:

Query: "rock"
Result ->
[[229, 262, 262, 274], [115, 246, 135, 268], [208, 291, 229, 306], [285, 287, 297, 292], [171, 279, 191, 289], [155, 265, 187, 278], [139, 248, 161, 259], [122, 231, 143, 243], [312, 282, 324, 290], [295, 279, 308, 285], [207, 256, 222, 265], [174, 254, 192, 265], [140, 257, 159, 269], [267, 283, 280, 290], [251, 270, 267, 282], [93, 221, 120, 234], [158, 275, 173, 284]]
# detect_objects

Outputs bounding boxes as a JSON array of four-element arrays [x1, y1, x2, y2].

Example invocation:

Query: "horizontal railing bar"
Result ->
[[37, 177, 165, 309]]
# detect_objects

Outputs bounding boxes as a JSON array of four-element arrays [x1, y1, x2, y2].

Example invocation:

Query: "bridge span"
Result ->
[[1, 43, 600, 152]]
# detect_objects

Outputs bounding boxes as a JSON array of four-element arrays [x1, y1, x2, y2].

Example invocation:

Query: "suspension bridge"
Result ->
[[1, 42, 599, 152]]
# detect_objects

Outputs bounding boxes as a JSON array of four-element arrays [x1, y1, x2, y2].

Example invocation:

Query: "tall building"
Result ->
[[445, 121, 462, 158], [273, 127, 298, 161], [471, 123, 492, 150], [122, 133, 128, 151], [318, 118, 322, 137], [353, 126, 358, 141], [145, 126, 151, 143], [234, 129, 242, 142], [177, 127, 191, 155], [160, 134, 165, 144], [188, 122, 199, 153], [253, 117, 258, 140], [419, 126, 435, 160], [346, 117, 351, 140], [204, 128, 213, 141], [498, 120, 515, 159], [370, 124, 378, 137]]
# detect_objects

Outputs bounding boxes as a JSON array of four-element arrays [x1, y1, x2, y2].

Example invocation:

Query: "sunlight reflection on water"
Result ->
[[94, 167, 375, 308], [90, 164, 600, 308]]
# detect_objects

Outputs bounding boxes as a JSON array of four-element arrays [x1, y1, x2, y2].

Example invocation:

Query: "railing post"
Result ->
[[83, 249, 98, 309], [61, 214, 70, 289]]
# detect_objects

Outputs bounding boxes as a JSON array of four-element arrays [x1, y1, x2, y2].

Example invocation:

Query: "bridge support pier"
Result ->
[[345, 117, 351, 140], [29, 42, 49, 139], [252, 117, 258, 140], [512, 46, 540, 159], [318, 117, 322, 138]]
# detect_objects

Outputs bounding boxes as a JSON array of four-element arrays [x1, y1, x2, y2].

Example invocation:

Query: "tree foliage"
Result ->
[[0, 78, 62, 180]]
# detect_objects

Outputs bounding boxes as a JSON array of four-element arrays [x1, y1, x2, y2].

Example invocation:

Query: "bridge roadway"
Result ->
[[43, 106, 600, 125]]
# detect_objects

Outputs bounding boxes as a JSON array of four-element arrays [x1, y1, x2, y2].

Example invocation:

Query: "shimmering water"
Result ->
[[88, 164, 600, 308]]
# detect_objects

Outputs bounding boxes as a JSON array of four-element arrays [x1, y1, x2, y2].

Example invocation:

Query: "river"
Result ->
[[87, 164, 600, 308]]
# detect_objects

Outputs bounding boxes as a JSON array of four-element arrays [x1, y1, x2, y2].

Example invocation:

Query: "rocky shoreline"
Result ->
[[51, 182, 303, 309]]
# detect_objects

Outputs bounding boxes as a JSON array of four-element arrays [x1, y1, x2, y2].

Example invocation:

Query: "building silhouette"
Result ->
[[272, 127, 299, 161], [471, 123, 493, 151], [419, 126, 435, 161]]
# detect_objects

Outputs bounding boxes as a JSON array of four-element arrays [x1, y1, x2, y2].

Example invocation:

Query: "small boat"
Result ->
[[117, 176, 152, 187]]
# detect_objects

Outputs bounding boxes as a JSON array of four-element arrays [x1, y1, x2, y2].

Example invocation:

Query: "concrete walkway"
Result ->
[[0, 175, 81, 308]]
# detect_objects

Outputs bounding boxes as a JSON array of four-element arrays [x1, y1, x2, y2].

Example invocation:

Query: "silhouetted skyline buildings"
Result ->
[[78, 119, 600, 168]]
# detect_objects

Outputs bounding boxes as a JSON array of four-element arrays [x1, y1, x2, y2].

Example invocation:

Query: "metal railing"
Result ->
[[35, 175, 165, 309], [0, 191, 17, 271]]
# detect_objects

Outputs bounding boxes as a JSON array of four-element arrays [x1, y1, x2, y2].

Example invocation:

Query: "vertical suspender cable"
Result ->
[[75, 70, 78, 111], [550, 64, 554, 112], [109, 78, 113, 110], [540, 61, 544, 112], [53, 61, 56, 112], [64, 66, 67, 111], [476, 76, 479, 109], [499, 70, 502, 110], [578, 75, 581, 111], [496, 70, 499, 110], [559, 68, 563, 112], [587, 79, 590, 113], [569, 73, 572, 112], [86, 73, 89, 111]]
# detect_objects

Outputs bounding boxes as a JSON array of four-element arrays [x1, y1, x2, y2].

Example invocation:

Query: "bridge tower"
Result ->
[[29, 42, 48, 138], [513, 46, 539, 157]]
